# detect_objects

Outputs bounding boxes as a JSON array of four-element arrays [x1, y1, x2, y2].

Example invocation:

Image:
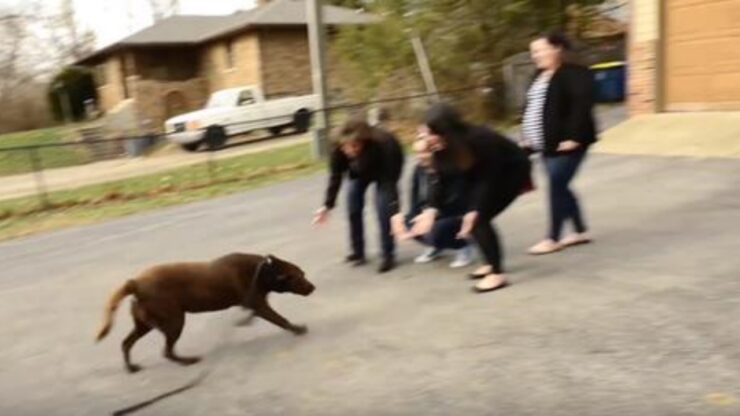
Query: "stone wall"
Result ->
[[627, 0, 660, 115], [628, 40, 659, 115], [130, 77, 210, 132], [258, 28, 313, 98], [97, 56, 128, 113], [201, 33, 261, 92]]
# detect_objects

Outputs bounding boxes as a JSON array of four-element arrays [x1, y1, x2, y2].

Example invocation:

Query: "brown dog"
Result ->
[[95, 253, 315, 373]]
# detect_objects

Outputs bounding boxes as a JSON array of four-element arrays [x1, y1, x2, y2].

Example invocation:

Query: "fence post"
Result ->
[[27, 147, 51, 209], [206, 150, 216, 184]]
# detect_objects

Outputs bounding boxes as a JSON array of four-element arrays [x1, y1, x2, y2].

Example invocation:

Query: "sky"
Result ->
[[1, 0, 257, 46], [1, 0, 628, 49]]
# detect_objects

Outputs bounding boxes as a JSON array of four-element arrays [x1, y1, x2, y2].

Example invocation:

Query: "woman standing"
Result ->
[[401, 104, 530, 293], [522, 33, 598, 255], [313, 118, 404, 273]]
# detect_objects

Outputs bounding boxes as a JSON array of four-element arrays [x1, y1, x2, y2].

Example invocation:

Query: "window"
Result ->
[[237, 90, 255, 106], [225, 38, 236, 69]]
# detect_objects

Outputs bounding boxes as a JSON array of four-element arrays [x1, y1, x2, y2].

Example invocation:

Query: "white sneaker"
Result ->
[[414, 248, 441, 264], [449, 246, 474, 268]]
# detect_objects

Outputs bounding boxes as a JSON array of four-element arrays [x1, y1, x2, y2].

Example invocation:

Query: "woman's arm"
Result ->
[[323, 148, 348, 209], [564, 66, 595, 145]]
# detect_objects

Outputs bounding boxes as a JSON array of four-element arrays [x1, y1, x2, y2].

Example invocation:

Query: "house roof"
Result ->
[[77, 0, 377, 64]]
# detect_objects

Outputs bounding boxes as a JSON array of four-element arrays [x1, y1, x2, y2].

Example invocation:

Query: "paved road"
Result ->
[[0, 153, 739, 416]]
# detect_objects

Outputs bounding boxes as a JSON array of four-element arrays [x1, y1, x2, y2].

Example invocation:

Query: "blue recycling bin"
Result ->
[[591, 61, 626, 103]]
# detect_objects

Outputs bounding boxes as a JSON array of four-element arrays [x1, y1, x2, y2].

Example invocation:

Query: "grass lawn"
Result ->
[[0, 143, 323, 241], [0, 126, 90, 176]]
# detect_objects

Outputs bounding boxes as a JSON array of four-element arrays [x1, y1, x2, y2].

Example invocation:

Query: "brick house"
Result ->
[[77, 0, 375, 131], [629, 0, 740, 115]]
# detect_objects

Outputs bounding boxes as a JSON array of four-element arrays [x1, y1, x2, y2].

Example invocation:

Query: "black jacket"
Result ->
[[526, 63, 598, 156], [323, 128, 404, 213], [430, 126, 529, 214], [408, 165, 468, 219]]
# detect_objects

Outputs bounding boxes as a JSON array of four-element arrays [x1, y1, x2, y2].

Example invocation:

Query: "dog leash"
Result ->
[[111, 370, 211, 416], [111, 256, 270, 416]]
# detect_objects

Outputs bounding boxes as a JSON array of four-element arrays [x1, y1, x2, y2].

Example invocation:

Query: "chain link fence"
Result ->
[[0, 87, 486, 218]]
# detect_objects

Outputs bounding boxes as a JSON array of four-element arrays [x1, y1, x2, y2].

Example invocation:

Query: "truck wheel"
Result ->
[[180, 141, 201, 152], [269, 126, 284, 136], [204, 125, 227, 151], [293, 109, 312, 133]]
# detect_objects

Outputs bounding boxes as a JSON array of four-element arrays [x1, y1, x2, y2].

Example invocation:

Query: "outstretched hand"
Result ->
[[391, 213, 413, 240], [312, 206, 330, 225], [408, 208, 437, 238]]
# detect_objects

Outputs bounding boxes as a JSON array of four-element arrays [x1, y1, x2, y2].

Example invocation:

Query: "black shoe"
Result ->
[[345, 253, 363, 262], [378, 257, 396, 274], [345, 254, 367, 267]]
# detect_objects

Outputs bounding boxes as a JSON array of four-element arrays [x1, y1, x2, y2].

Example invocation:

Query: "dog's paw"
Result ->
[[291, 325, 308, 336], [235, 316, 255, 327], [180, 357, 202, 366], [126, 364, 143, 374]]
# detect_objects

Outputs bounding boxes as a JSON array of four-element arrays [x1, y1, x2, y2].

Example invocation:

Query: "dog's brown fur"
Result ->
[[96, 253, 315, 373]]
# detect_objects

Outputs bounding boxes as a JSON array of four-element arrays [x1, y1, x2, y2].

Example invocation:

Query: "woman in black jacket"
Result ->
[[313, 118, 404, 273], [402, 104, 530, 293], [522, 33, 597, 255]]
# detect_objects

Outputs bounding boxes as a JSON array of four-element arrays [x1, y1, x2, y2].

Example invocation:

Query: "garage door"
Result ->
[[663, 0, 740, 111]]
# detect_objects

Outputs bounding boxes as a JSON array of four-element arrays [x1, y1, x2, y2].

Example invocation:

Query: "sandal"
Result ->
[[472, 274, 509, 293], [468, 265, 493, 280], [560, 233, 592, 248], [527, 239, 562, 255]]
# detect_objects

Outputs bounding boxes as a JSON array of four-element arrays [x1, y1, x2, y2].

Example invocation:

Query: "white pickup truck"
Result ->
[[164, 86, 318, 151]]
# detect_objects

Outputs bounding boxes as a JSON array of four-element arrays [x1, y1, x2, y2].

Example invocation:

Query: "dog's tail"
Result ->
[[96, 280, 135, 342]]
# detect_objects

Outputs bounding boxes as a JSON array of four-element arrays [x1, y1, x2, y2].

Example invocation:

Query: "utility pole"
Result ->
[[410, 34, 440, 102], [306, 0, 329, 159]]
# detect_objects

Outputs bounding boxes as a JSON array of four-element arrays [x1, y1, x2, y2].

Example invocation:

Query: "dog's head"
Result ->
[[261, 255, 315, 296]]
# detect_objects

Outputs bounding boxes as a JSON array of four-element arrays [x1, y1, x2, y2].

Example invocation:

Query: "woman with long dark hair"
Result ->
[[400, 104, 530, 293], [522, 32, 597, 254]]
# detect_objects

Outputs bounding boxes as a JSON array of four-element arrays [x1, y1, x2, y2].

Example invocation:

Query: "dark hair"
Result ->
[[423, 103, 474, 170], [538, 31, 572, 51], [424, 103, 469, 139], [334, 116, 373, 144]]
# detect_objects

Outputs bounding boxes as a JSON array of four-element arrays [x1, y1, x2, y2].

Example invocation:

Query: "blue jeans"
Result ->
[[347, 179, 395, 259], [406, 215, 468, 250], [544, 151, 588, 241]]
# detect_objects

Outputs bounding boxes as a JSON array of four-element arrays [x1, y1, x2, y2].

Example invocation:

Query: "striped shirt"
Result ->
[[522, 73, 550, 151]]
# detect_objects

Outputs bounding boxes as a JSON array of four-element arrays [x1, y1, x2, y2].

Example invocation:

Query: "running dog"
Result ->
[[95, 253, 315, 373]]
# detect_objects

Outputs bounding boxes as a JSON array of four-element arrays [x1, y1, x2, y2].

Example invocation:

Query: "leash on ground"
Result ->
[[111, 369, 211, 416], [110, 257, 269, 416]]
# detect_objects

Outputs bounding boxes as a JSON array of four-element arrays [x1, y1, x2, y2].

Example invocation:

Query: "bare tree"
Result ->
[[0, 12, 32, 100], [44, 0, 97, 65], [0, 9, 53, 132]]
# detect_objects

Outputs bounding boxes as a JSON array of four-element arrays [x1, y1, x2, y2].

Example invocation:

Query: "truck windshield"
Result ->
[[206, 91, 237, 108]]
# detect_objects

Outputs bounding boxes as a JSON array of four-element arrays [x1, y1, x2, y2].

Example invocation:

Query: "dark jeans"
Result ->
[[544, 151, 588, 241], [347, 179, 394, 259], [406, 215, 468, 251], [473, 163, 530, 274]]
